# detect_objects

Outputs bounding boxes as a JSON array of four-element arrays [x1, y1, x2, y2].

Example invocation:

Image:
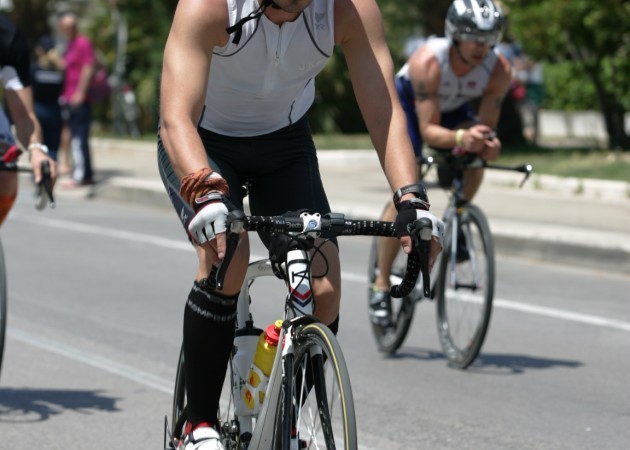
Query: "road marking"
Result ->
[[493, 298, 630, 332], [8, 327, 377, 450], [13, 213, 630, 334], [12, 213, 193, 252], [8, 328, 174, 394]]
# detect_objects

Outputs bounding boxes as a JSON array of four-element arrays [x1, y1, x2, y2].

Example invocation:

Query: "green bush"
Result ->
[[541, 61, 598, 111]]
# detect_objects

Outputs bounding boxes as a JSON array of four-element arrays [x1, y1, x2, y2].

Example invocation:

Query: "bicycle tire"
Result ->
[[367, 235, 417, 354], [170, 345, 187, 448], [436, 203, 495, 369], [273, 322, 357, 450], [0, 238, 6, 380]]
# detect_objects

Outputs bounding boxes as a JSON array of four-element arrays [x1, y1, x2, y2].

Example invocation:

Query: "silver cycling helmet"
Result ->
[[445, 0, 504, 46]]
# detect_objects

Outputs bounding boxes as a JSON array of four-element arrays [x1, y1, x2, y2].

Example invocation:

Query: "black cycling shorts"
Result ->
[[157, 115, 334, 247]]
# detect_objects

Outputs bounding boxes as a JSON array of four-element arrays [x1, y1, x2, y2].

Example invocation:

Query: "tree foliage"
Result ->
[[503, 0, 629, 148], [8, 1, 628, 147]]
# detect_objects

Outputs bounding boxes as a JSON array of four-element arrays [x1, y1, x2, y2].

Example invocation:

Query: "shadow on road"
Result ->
[[0, 387, 120, 422], [386, 348, 582, 374], [468, 353, 583, 374]]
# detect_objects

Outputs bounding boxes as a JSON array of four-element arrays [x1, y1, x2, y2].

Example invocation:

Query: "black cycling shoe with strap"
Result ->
[[368, 288, 393, 327]]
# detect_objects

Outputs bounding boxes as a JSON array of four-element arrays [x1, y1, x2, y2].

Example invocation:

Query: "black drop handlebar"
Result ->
[[420, 153, 534, 188], [215, 210, 433, 299]]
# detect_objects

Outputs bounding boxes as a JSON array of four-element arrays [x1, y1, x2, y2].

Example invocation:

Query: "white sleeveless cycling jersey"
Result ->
[[397, 37, 498, 113], [199, 0, 335, 137]]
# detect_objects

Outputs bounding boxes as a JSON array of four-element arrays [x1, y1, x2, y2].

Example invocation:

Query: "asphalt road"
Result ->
[[1, 193, 629, 449]]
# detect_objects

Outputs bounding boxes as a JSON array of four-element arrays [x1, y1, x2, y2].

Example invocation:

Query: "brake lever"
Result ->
[[389, 217, 433, 299], [215, 210, 246, 290], [412, 217, 433, 298], [35, 160, 55, 210], [518, 164, 533, 188]]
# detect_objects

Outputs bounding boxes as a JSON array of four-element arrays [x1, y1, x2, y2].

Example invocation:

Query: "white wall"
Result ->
[[539, 110, 630, 141]]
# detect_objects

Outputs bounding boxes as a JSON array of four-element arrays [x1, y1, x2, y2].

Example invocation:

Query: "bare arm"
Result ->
[[335, 0, 417, 195], [159, 0, 228, 179], [337, 0, 443, 259], [71, 60, 95, 106], [5, 87, 56, 182], [408, 48, 451, 148], [477, 52, 512, 128]]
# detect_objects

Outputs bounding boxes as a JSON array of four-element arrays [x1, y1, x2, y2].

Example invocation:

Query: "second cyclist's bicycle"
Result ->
[[368, 151, 532, 369], [165, 209, 433, 450]]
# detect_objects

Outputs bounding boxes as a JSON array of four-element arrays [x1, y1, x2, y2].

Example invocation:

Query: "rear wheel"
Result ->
[[0, 238, 7, 380], [367, 234, 418, 354], [274, 322, 357, 449], [436, 204, 495, 369], [171, 344, 248, 450]]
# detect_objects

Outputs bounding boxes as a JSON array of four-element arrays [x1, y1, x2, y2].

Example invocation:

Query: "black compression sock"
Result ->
[[183, 280, 238, 425], [328, 314, 339, 335]]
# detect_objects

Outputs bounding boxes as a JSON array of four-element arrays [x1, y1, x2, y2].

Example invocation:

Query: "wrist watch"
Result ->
[[393, 183, 429, 209], [27, 143, 49, 154]]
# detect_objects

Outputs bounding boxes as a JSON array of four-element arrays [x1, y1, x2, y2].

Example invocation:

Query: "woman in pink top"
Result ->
[[58, 12, 95, 186]]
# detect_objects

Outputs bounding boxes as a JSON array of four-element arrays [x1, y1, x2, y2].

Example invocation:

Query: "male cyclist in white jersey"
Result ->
[[0, 15, 57, 226], [369, 0, 512, 326], [158, 0, 444, 448]]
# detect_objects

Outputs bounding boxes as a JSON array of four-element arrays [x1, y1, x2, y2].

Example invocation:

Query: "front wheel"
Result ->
[[169, 345, 187, 449], [0, 238, 7, 381], [366, 235, 418, 354], [436, 204, 495, 369], [275, 322, 357, 449]]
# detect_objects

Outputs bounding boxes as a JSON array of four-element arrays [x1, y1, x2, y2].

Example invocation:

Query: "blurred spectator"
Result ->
[[517, 56, 545, 143], [58, 11, 95, 187], [31, 35, 64, 161], [495, 36, 526, 144]]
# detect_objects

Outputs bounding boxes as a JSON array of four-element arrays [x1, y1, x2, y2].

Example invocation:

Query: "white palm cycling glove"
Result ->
[[187, 191, 229, 244], [393, 183, 445, 247]]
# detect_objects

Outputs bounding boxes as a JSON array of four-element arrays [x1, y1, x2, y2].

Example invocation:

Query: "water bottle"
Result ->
[[231, 328, 262, 416], [243, 320, 282, 414]]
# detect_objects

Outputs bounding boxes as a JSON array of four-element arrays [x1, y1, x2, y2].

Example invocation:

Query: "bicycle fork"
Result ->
[[448, 208, 482, 291], [249, 246, 315, 449]]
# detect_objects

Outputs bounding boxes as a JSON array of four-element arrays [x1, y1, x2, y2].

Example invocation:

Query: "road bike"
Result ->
[[165, 209, 434, 450], [367, 151, 532, 369], [0, 149, 55, 380]]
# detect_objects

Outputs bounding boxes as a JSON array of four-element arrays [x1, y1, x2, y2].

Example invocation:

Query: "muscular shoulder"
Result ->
[[407, 44, 440, 91], [171, 0, 230, 48]]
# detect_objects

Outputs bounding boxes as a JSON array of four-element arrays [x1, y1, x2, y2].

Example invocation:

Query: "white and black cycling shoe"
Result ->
[[178, 422, 224, 450]]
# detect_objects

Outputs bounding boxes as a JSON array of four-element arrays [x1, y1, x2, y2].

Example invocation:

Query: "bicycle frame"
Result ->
[[431, 155, 532, 296], [169, 211, 431, 449], [232, 239, 325, 447]]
